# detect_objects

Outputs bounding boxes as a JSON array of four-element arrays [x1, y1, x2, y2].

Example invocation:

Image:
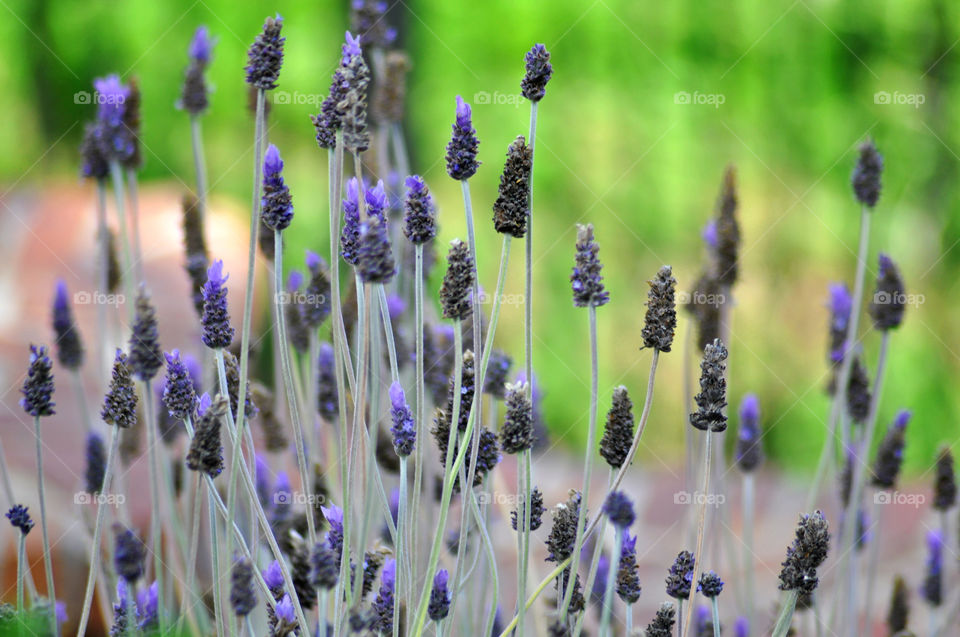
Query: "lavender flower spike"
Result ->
[[603, 491, 635, 529], [6, 504, 34, 535], [778, 511, 830, 595], [340, 177, 362, 265], [337, 31, 370, 153], [102, 350, 137, 428], [92, 75, 134, 162], [358, 184, 396, 283], [261, 144, 294, 231], [85, 432, 107, 494], [403, 175, 437, 244], [114, 524, 147, 583], [871, 410, 909, 489], [439, 239, 474, 321], [52, 279, 84, 370], [201, 259, 234, 349], [273, 594, 297, 634], [570, 223, 609, 308], [827, 282, 852, 363], [21, 344, 56, 418], [735, 393, 764, 472], [301, 250, 332, 328], [921, 529, 943, 606], [163, 350, 198, 422], [373, 558, 397, 633], [428, 569, 451, 621], [128, 289, 163, 381], [492, 135, 532, 238], [665, 550, 695, 600], [445, 96, 480, 180], [852, 139, 883, 208], [245, 15, 284, 91], [389, 382, 415, 457], [690, 339, 728, 432], [869, 253, 906, 330], [521, 44, 553, 102], [186, 394, 228, 478], [189, 26, 214, 65]]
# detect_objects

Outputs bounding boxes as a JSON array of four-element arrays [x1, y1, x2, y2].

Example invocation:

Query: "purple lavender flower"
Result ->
[[735, 393, 764, 472], [922, 529, 943, 606], [80, 122, 109, 180], [571, 223, 609, 308], [616, 530, 641, 604], [521, 44, 553, 102], [263, 560, 285, 593], [85, 432, 107, 494], [337, 31, 371, 153], [201, 259, 234, 349], [92, 75, 134, 162], [51, 280, 84, 370], [254, 454, 272, 511], [871, 410, 910, 488], [933, 447, 956, 511], [665, 550, 695, 599], [273, 594, 297, 633], [372, 558, 397, 633], [230, 558, 257, 617], [389, 382, 415, 457], [403, 175, 437, 244], [340, 178, 362, 265], [321, 503, 345, 564], [349, 1, 395, 49], [316, 342, 339, 422], [301, 250, 332, 328], [734, 616, 749, 637], [245, 15, 284, 91], [261, 144, 294, 231], [163, 350, 198, 422], [428, 569, 451, 621], [136, 581, 159, 630], [128, 289, 163, 381], [311, 539, 339, 590], [445, 96, 480, 180], [102, 350, 136, 428], [189, 26, 214, 65], [483, 349, 512, 399], [185, 394, 227, 478], [114, 524, 147, 583], [182, 27, 214, 115], [702, 220, 718, 248], [6, 504, 34, 535], [698, 571, 724, 598], [603, 491, 635, 529], [358, 183, 396, 283], [21, 344, 55, 417], [828, 283, 852, 363]]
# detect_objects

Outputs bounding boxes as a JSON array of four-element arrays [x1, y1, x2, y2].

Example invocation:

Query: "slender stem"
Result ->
[[394, 458, 408, 637], [573, 471, 614, 637], [125, 169, 144, 283], [76, 425, 120, 636], [771, 591, 799, 637], [72, 371, 94, 434], [683, 321, 695, 546], [190, 116, 209, 221], [743, 472, 755, 632], [861, 495, 881, 635], [95, 180, 109, 377], [469, 487, 500, 636], [525, 101, 538, 408], [678, 599, 685, 637], [208, 482, 225, 637], [625, 604, 633, 635], [108, 162, 136, 322], [711, 596, 722, 637], [682, 430, 713, 637], [141, 381, 166, 626], [460, 179, 483, 491], [516, 450, 531, 637], [176, 476, 206, 636], [598, 528, 622, 637], [412, 244, 425, 581], [378, 284, 400, 382], [33, 416, 57, 635], [560, 306, 599, 621], [16, 533, 25, 613]]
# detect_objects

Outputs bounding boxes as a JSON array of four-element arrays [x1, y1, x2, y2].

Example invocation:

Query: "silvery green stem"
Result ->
[[411, 244, 425, 578], [226, 86, 265, 576], [808, 207, 872, 509], [498, 560, 570, 637], [72, 371, 93, 434], [394, 458, 408, 637], [378, 284, 400, 382], [574, 470, 615, 637], [176, 475, 206, 636], [16, 533, 25, 612], [33, 415, 57, 636], [598, 527, 622, 637], [682, 430, 714, 637], [273, 230, 318, 551], [76, 424, 120, 637], [469, 488, 499, 636], [625, 605, 633, 635], [208, 478, 225, 637], [743, 472, 756, 632], [410, 323, 463, 635], [108, 161, 136, 322], [140, 380, 167, 629], [683, 321, 695, 545], [126, 584, 137, 637], [125, 168, 144, 283], [525, 101, 538, 408], [861, 494, 881, 636], [95, 180, 110, 377], [678, 599, 685, 637], [771, 591, 799, 637], [190, 116, 209, 222], [459, 179, 483, 491], [516, 450, 532, 637], [308, 331, 320, 453], [711, 596, 722, 637], [560, 306, 599, 621]]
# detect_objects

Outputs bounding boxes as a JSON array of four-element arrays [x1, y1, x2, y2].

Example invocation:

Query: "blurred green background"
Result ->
[[1, 0, 957, 475]]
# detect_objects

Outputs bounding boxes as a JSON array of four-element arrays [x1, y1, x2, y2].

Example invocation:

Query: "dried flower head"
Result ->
[[665, 550, 695, 599], [846, 356, 871, 425], [246, 15, 284, 90], [389, 382, 415, 457], [301, 251, 332, 328], [571, 223, 609, 308], [311, 539, 339, 591], [852, 140, 883, 208], [521, 44, 553, 102], [641, 265, 678, 352], [871, 410, 910, 489], [121, 78, 142, 170], [778, 511, 830, 594], [492, 135, 532, 238], [80, 122, 109, 180], [373, 51, 409, 123], [713, 166, 740, 287], [21, 344, 56, 417], [599, 386, 634, 469], [337, 32, 371, 153], [186, 394, 228, 478], [316, 342, 339, 423], [546, 491, 582, 563], [616, 531, 641, 604], [887, 574, 909, 633], [222, 350, 257, 422], [603, 491, 635, 529], [128, 289, 163, 381], [869, 253, 906, 330], [445, 96, 480, 180], [439, 239, 474, 321], [698, 571, 724, 598], [428, 569, 451, 622], [6, 504, 34, 535], [349, 0, 395, 49], [114, 524, 147, 583], [102, 350, 137, 428], [644, 602, 676, 637], [735, 393, 764, 472], [403, 175, 437, 245], [511, 486, 545, 532], [51, 279, 84, 370], [690, 339, 728, 432], [230, 558, 258, 617], [501, 381, 534, 454], [85, 431, 107, 494], [261, 144, 294, 231], [933, 447, 957, 511]]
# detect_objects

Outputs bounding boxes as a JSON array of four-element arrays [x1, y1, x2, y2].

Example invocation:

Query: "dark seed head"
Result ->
[[230, 558, 258, 617], [603, 491, 635, 529], [778, 511, 830, 594], [616, 531, 641, 604], [698, 571, 724, 598], [20, 344, 55, 418], [546, 491, 582, 563], [483, 349, 513, 399], [846, 356, 871, 425], [932, 447, 956, 511], [871, 410, 909, 489], [80, 122, 109, 181], [311, 541, 339, 591], [6, 505, 34, 535], [245, 15, 285, 91], [402, 175, 437, 245], [372, 51, 409, 124], [492, 135, 532, 238], [713, 166, 740, 287], [316, 342, 339, 423], [301, 251, 332, 328], [428, 569, 451, 622], [186, 394, 227, 478], [869, 253, 906, 330], [102, 350, 137, 428], [261, 144, 294, 232], [665, 550, 695, 599], [128, 289, 163, 381], [439, 239, 474, 321], [887, 575, 909, 633], [51, 280, 84, 370], [85, 432, 107, 494], [358, 191, 396, 283], [599, 386, 634, 470], [501, 381, 534, 454], [690, 339, 728, 432], [852, 140, 883, 208], [644, 602, 676, 637], [570, 223, 609, 308], [511, 486, 544, 532], [641, 265, 678, 352], [521, 43, 553, 102], [114, 524, 147, 583]]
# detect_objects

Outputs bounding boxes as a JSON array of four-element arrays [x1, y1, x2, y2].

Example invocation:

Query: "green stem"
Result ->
[[560, 306, 599, 621], [33, 415, 57, 635], [682, 430, 713, 637], [598, 526, 622, 636], [574, 470, 614, 637], [95, 180, 109, 378], [394, 458, 408, 637], [743, 472, 755, 632], [411, 244, 425, 583], [525, 101, 538, 408], [190, 116, 209, 221], [711, 596, 721, 637], [208, 479, 225, 637], [16, 533, 24, 613], [516, 450, 532, 637], [378, 284, 400, 382], [125, 168, 144, 283], [176, 476, 206, 636], [771, 591, 799, 637], [469, 487, 499, 636], [108, 162, 136, 322]]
